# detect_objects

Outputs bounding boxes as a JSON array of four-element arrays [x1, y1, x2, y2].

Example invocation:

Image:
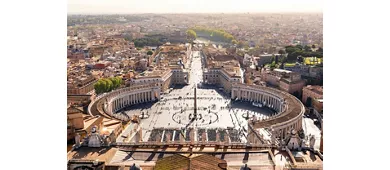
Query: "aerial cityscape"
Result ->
[[67, 10, 323, 170]]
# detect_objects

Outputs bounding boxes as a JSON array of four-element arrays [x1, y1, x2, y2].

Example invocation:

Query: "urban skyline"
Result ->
[[67, 1, 323, 169], [68, 0, 323, 14]]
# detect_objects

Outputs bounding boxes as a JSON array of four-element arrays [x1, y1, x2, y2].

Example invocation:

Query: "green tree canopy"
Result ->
[[271, 54, 276, 62], [186, 29, 197, 41], [285, 45, 323, 62], [278, 49, 286, 54], [304, 45, 312, 52], [94, 77, 123, 94], [270, 61, 276, 68], [147, 50, 153, 55], [189, 26, 236, 43]]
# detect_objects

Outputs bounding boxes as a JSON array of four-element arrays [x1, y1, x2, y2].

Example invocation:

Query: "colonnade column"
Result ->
[[115, 100, 117, 111], [130, 94, 132, 105], [151, 90, 155, 101]]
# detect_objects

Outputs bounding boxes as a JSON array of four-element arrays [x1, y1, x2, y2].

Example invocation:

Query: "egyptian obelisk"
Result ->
[[194, 87, 197, 119]]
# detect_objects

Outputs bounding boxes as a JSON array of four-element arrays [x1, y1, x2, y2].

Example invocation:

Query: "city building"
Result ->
[[261, 68, 306, 95], [202, 47, 243, 93], [302, 85, 323, 106], [67, 75, 97, 95], [256, 54, 281, 66], [66, 14, 324, 169]]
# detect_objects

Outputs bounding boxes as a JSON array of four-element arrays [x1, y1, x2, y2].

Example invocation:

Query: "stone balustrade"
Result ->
[[232, 83, 305, 140]]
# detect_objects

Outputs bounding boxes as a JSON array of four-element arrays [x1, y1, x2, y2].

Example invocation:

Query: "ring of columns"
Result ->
[[231, 83, 305, 139], [88, 83, 161, 121], [88, 82, 304, 141]]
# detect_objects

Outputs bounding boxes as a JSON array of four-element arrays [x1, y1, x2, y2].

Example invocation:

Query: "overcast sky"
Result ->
[[68, 0, 323, 14]]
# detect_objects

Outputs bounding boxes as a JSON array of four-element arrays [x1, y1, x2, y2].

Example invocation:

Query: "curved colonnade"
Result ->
[[88, 83, 161, 121], [231, 83, 305, 140], [88, 82, 304, 141]]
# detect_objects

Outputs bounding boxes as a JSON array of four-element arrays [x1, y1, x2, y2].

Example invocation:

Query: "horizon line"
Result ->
[[67, 11, 323, 15]]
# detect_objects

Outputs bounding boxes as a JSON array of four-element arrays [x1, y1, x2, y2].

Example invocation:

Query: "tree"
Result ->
[[304, 45, 312, 52], [270, 61, 276, 68], [190, 26, 236, 43], [109, 77, 120, 89], [279, 55, 287, 63], [237, 41, 245, 48], [317, 47, 323, 52], [186, 29, 197, 41], [231, 39, 238, 44], [94, 77, 123, 94], [312, 44, 316, 49], [94, 80, 105, 94], [243, 41, 249, 49], [287, 51, 300, 62], [278, 49, 286, 55], [280, 62, 285, 69], [102, 78, 113, 92], [271, 54, 276, 62], [147, 51, 153, 55]]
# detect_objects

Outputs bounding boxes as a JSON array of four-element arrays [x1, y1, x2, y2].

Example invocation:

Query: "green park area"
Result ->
[[284, 63, 296, 67], [304, 57, 322, 65], [285, 45, 323, 62], [186, 26, 236, 44]]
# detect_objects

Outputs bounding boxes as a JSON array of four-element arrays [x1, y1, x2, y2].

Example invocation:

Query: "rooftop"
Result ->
[[304, 85, 323, 95], [68, 147, 118, 163]]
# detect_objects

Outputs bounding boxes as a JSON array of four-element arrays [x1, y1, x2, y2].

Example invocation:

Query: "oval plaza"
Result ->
[[69, 44, 320, 170], [87, 45, 305, 146]]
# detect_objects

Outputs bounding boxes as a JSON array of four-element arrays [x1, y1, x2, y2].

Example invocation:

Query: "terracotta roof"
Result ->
[[68, 147, 118, 163], [154, 154, 227, 170]]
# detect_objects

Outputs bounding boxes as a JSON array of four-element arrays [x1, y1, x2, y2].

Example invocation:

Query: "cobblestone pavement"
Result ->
[[121, 51, 275, 142], [302, 116, 322, 150]]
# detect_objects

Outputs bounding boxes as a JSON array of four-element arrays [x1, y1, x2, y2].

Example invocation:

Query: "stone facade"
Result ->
[[203, 68, 242, 93], [261, 69, 306, 95], [302, 85, 323, 105], [68, 75, 97, 95]]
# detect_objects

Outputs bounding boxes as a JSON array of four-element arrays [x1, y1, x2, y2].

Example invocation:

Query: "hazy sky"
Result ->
[[68, 0, 323, 14]]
